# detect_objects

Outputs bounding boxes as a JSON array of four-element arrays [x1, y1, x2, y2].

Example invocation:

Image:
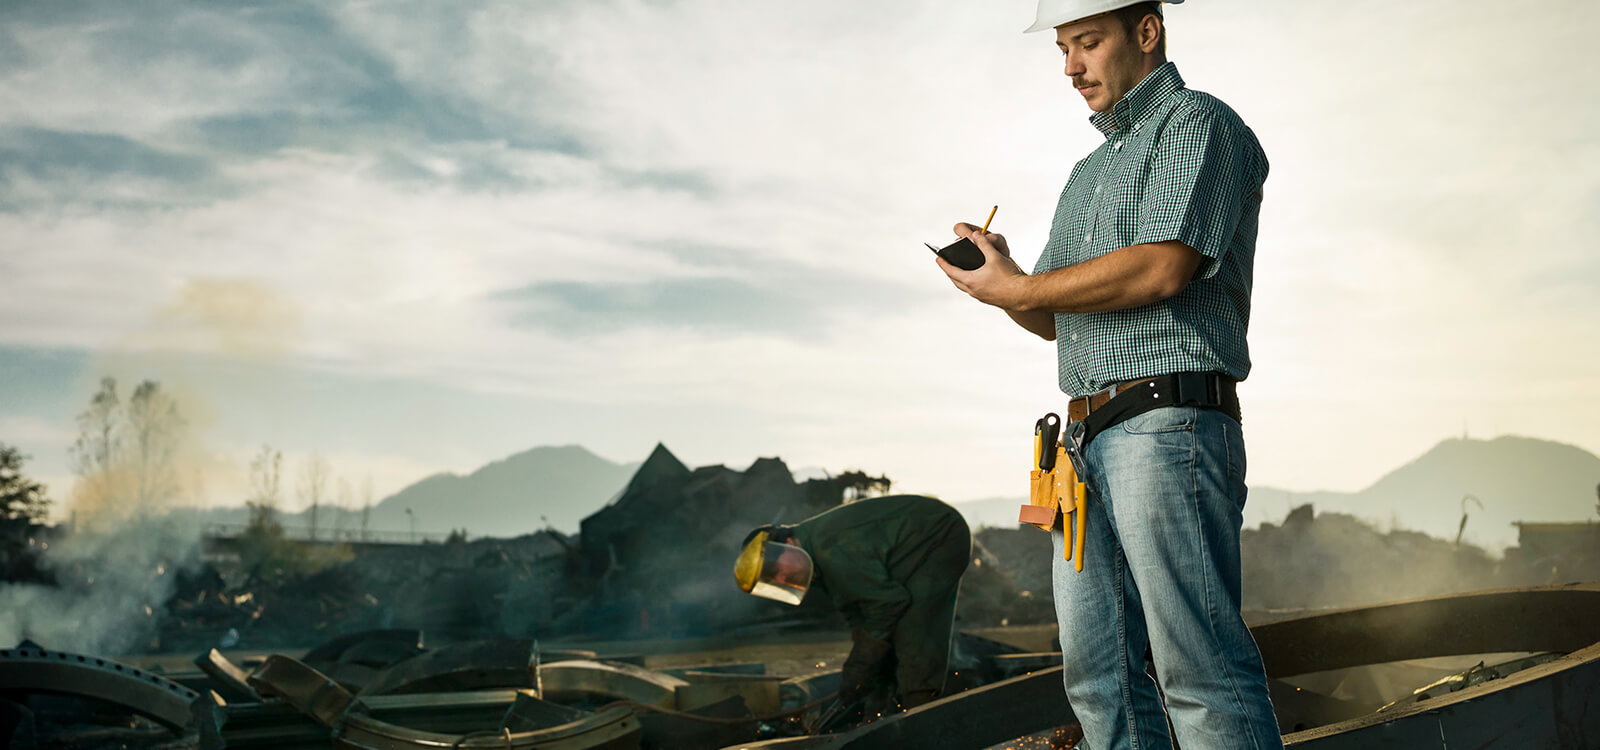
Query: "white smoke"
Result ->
[[0, 515, 202, 655]]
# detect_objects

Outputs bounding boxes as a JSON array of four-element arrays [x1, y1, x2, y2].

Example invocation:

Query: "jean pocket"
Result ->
[[1119, 405, 1197, 435]]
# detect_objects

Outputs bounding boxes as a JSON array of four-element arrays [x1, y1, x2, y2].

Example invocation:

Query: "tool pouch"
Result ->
[[1019, 445, 1071, 531]]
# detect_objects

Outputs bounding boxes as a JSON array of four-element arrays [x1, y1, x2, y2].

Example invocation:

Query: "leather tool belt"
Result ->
[[1070, 371, 1240, 447]]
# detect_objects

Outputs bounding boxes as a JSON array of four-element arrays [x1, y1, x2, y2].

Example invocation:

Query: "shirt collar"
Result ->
[[1088, 61, 1184, 137]]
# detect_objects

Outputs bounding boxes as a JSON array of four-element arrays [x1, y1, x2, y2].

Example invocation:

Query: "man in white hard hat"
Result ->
[[936, 2, 1282, 748]]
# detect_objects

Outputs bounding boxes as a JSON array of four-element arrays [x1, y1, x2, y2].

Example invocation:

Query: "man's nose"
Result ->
[[1063, 50, 1086, 78]]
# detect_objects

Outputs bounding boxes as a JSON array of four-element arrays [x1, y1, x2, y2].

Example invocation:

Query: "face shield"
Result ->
[[734, 530, 814, 605]]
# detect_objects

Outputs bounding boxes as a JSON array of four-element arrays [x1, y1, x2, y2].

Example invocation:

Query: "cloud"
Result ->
[[0, 127, 231, 212], [0, 0, 1596, 506]]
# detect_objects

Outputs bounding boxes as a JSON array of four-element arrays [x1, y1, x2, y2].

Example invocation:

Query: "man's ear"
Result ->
[[1138, 14, 1163, 54]]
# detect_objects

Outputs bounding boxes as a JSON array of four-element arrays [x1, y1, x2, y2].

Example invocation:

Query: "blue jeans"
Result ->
[[1051, 406, 1282, 750]]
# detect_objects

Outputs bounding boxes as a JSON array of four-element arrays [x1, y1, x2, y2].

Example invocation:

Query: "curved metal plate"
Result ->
[[335, 705, 641, 750], [0, 646, 198, 732], [538, 660, 689, 709], [358, 639, 536, 696]]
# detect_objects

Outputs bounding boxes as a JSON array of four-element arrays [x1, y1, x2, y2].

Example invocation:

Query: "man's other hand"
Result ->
[[839, 628, 893, 706]]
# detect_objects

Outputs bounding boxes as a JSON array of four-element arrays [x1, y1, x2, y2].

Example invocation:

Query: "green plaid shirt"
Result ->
[[1033, 62, 1268, 397]]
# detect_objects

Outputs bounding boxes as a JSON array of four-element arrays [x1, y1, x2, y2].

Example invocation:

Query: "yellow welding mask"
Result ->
[[733, 526, 814, 605]]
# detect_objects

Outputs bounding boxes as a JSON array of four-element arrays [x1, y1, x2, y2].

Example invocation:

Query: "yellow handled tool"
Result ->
[[1020, 413, 1088, 572]]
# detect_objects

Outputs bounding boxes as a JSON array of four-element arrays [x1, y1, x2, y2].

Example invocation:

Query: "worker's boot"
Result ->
[[900, 689, 939, 710]]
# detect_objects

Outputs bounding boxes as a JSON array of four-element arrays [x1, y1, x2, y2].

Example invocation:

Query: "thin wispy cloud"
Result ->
[[0, 0, 1595, 528]]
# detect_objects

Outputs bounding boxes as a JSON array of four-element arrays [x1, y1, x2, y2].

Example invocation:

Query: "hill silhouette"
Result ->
[[363, 444, 638, 536], [953, 436, 1600, 551], [180, 445, 640, 539]]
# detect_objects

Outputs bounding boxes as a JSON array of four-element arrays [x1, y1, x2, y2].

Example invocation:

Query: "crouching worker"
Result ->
[[733, 494, 972, 713]]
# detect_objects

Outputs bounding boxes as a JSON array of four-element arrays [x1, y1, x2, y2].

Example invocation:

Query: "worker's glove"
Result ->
[[839, 628, 893, 706]]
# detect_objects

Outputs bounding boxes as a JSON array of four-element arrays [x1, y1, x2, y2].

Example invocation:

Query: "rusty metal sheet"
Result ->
[[0, 645, 198, 732], [539, 659, 689, 709], [358, 638, 535, 696]]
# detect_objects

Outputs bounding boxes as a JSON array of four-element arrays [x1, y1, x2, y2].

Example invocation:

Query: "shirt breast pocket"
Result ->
[[1096, 153, 1154, 244]]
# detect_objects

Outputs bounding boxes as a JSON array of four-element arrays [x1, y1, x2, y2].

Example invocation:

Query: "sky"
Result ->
[[1, 0, 1597, 529]]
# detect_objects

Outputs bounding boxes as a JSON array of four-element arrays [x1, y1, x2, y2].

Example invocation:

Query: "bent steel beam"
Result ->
[[0, 645, 198, 732], [194, 649, 260, 702], [539, 660, 689, 709], [247, 654, 358, 727], [334, 705, 641, 750], [198, 689, 526, 750]]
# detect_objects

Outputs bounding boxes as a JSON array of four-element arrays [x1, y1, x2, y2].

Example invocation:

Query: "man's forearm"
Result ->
[[1005, 307, 1057, 340], [1009, 242, 1203, 314]]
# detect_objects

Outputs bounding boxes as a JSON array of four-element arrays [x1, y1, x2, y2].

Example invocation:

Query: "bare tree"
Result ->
[[360, 476, 373, 542], [69, 377, 121, 500], [67, 376, 189, 523], [125, 380, 185, 507], [247, 445, 283, 530], [298, 454, 329, 543], [332, 477, 352, 541]]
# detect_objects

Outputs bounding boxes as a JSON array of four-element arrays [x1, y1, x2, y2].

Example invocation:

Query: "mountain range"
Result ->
[[182, 435, 1600, 550], [180, 445, 638, 539], [952, 436, 1600, 551]]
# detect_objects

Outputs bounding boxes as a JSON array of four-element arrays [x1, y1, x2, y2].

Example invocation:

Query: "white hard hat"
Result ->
[[1024, 0, 1181, 34]]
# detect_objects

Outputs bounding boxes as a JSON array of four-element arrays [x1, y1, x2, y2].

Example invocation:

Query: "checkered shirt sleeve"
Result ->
[[1133, 101, 1264, 280]]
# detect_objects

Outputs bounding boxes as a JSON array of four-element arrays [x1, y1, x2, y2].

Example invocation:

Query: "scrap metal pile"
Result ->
[[5, 585, 1600, 748]]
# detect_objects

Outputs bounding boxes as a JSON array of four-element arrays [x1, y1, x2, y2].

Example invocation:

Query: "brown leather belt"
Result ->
[[1067, 377, 1159, 423]]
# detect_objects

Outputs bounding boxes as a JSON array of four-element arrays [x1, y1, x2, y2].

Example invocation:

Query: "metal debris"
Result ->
[[0, 644, 199, 732]]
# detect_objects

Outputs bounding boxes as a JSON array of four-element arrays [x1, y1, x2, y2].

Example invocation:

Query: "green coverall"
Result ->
[[791, 494, 972, 700]]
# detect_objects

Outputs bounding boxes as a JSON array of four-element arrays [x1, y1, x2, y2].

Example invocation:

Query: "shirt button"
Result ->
[[1113, 140, 1123, 150], [1084, 233, 1093, 243], [1094, 185, 1102, 194]]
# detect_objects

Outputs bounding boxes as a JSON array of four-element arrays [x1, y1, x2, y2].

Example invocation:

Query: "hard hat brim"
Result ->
[[1024, 0, 1180, 34]]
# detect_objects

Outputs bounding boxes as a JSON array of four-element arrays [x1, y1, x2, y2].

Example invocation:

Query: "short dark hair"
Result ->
[[1110, 2, 1166, 57]]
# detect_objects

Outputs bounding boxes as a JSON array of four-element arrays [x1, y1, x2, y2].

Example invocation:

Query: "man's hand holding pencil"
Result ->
[[938, 206, 1031, 309]]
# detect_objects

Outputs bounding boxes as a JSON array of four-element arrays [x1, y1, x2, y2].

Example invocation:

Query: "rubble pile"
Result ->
[[0, 628, 1066, 750], [1240, 505, 1552, 611]]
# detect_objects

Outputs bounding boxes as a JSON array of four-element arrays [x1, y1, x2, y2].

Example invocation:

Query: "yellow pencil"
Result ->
[[980, 205, 998, 234]]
